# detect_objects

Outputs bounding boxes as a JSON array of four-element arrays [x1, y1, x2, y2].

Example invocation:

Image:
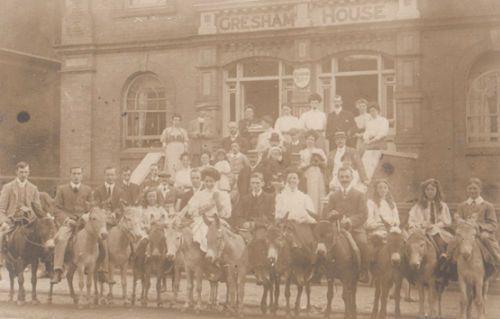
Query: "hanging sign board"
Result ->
[[293, 68, 311, 88]]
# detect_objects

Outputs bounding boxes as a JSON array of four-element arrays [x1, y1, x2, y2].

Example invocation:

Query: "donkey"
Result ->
[[101, 206, 144, 305], [132, 223, 167, 307], [206, 215, 248, 316], [164, 221, 186, 307], [370, 231, 405, 319], [48, 207, 108, 308], [314, 220, 360, 319], [454, 220, 495, 319], [5, 211, 56, 305], [403, 228, 443, 319]]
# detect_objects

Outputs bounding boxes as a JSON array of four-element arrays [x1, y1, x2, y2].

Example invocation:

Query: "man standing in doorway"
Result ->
[[326, 95, 356, 149]]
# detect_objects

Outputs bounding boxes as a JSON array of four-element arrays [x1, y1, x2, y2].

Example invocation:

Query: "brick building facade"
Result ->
[[54, 0, 500, 205]]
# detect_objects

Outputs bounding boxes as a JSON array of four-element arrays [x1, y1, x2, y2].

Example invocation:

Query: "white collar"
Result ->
[[16, 178, 27, 187], [333, 107, 342, 115], [105, 182, 115, 189], [466, 197, 484, 205], [230, 132, 239, 139], [70, 182, 81, 189], [339, 182, 353, 194], [252, 189, 263, 197], [336, 145, 346, 152]]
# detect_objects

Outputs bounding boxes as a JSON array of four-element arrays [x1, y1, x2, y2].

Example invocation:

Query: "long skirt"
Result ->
[[165, 141, 185, 175], [304, 166, 326, 218]]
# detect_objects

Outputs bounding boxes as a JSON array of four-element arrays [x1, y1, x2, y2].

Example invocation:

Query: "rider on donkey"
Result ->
[[408, 178, 453, 258], [365, 179, 401, 241], [324, 166, 370, 283], [187, 167, 231, 253], [0, 161, 42, 277], [51, 166, 113, 284], [446, 178, 500, 266]]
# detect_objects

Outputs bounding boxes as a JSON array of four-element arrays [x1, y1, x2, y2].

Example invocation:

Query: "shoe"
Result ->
[[51, 270, 63, 284]]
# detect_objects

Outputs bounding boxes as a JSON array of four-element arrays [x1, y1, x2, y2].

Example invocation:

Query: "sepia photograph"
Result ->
[[0, 0, 499, 318]]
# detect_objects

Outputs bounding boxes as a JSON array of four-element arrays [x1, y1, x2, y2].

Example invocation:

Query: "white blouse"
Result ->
[[275, 187, 316, 224], [187, 188, 231, 219], [274, 115, 301, 134], [175, 167, 192, 189], [366, 199, 400, 231]]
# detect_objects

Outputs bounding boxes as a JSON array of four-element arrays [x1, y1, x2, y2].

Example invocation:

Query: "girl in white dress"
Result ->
[[187, 167, 231, 252], [365, 179, 400, 240], [214, 149, 232, 192], [174, 152, 192, 190]]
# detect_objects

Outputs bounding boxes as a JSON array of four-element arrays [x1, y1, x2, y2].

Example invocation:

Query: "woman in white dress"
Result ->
[[213, 149, 231, 192], [365, 179, 400, 240], [408, 178, 453, 255], [274, 104, 301, 143], [174, 152, 192, 190], [198, 150, 213, 171], [353, 99, 371, 153], [160, 114, 189, 175], [299, 131, 327, 217], [187, 167, 231, 253]]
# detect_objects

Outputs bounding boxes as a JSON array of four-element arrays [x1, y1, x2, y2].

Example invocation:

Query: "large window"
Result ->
[[317, 53, 396, 133], [467, 70, 500, 146], [123, 73, 170, 149]]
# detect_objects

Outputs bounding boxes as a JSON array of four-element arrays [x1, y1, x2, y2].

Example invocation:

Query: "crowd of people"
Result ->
[[0, 92, 499, 289]]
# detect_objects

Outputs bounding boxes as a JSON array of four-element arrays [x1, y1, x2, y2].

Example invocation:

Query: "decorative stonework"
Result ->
[[62, 0, 94, 45]]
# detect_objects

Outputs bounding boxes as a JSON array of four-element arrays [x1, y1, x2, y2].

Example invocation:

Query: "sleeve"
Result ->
[[350, 193, 368, 229], [479, 203, 497, 233], [32, 187, 42, 211], [365, 200, 376, 228], [275, 193, 286, 220], [407, 204, 420, 229], [347, 113, 356, 137], [437, 202, 452, 228], [374, 118, 389, 140], [218, 191, 232, 219], [392, 205, 400, 227], [0, 184, 10, 216], [298, 114, 306, 130]]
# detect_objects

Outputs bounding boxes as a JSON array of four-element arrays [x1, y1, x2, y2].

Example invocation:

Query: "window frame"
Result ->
[[466, 69, 500, 148], [122, 73, 170, 150]]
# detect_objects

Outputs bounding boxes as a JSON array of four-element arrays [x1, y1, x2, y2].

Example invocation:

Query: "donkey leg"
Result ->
[[466, 285, 474, 319], [183, 271, 193, 310], [237, 272, 246, 315], [371, 280, 380, 319], [474, 280, 486, 319], [76, 266, 85, 308], [325, 279, 334, 319], [272, 275, 280, 315], [67, 265, 77, 304], [260, 284, 268, 314], [31, 260, 40, 304], [285, 277, 291, 316], [394, 275, 403, 319], [458, 279, 468, 319], [17, 268, 26, 305], [305, 281, 311, 314], [417, 283, 425, 318], [121, 266, 130, 306], [294, 284, 303, 316], [9, 271, 15, 302], [379, 280, 390, 319], [194, 270, 203, 313], [156, 276, 163, 307]]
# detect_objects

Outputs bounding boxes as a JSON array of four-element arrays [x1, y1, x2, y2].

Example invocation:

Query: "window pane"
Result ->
[[338, 55, 377, 72], [128, 0, 167, 8], [229, 92, 236, 122], [386, 85, 395, 120], [243, 59, 279, 77]]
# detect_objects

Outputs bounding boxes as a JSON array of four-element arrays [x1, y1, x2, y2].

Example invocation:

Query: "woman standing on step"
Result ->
[[160, 113, 189, 175]]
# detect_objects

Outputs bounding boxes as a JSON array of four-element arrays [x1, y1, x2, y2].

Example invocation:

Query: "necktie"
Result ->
[[73, 187, 78, 193], [430, 202, 436, 224], [107, 186, 111, 197]]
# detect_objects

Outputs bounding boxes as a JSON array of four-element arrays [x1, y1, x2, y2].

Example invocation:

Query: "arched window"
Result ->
[[467, 53, 500, 147], [123, 73, 171, 148]]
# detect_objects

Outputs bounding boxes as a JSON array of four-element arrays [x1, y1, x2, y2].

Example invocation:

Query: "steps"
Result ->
[[129, 152, 163, 185]]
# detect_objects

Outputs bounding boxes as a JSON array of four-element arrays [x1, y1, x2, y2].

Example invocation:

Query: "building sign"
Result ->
[[293, 68, 311, 89], [216, 11, 295, 33], [316, 3, 397, 26], [198, 0, 416, 35]]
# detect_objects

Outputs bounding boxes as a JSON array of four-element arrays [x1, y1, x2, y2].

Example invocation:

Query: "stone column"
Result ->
[[59, 0, 95, 178], [394, 31, 423, 153]]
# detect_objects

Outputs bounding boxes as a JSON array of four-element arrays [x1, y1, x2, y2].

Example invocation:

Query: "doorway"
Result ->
[[336, 75, 377, 114], [242, 80, 279, 121]]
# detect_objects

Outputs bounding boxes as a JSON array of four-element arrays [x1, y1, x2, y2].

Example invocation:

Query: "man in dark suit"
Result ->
[[326, 95, 356, 149], [324, 166, 370, 283], [51, 166, 94, 283], [221, 121, 249, 153], [178, 169, 203, 211], [119, 167, 140, 206], [94, 167, 123, 212], [327, 131, 368, 186], [234, 172, 275, 227]]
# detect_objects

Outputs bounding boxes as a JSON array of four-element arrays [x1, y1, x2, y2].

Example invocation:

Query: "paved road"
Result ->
[[0, 269, 499, 318]]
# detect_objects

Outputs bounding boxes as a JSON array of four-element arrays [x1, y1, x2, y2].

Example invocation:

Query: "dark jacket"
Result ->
[[93, 184, 124, 212], [326, 110, 356, 148], [119, 181, 140, 206], [234, 191, 275, 225], [324, 188, 368, 231], [54, 184, 93, 224]]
